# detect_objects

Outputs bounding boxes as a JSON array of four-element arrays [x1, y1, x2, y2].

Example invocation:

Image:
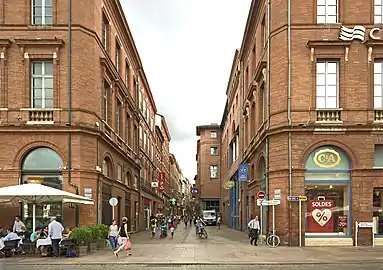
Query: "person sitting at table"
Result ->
[[3, 228, 19, 241], [30, 227, 42, 242], [0, 227, 7, 238], [40, 226, 48, 239], [62, 227, 72, 240]]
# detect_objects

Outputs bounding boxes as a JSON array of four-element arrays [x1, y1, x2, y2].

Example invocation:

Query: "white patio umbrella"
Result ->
[[0, 183, 94, 229]]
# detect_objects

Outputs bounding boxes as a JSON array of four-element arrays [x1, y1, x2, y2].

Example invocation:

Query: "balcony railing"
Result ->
[[316, 109, 342, 122], [21, 108, 55, 124], [375, 109, 383, 122]]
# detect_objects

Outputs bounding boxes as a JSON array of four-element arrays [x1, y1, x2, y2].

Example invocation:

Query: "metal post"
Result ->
[[355, 221, 358, 247], [272, 204, 275, 247], [260, 204, 263, 243], [373, 224, 375, 247], [32, 204, 36, 230], [299, 200, 302, 247], [112, 206, 115, 220]]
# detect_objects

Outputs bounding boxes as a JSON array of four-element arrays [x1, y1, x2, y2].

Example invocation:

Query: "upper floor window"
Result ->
[[116, 99, 122, 136], [32, 0, 52, 25], [115, 41, 120, 72], [138, 90, 143, 111], [31, 61, 53, 108], [117, 164, 122, 182], [210, 147, 218, 155], [102, 13, 109, 50], [210, 131, 217, 138], [316, 61, 338, 109], [125, 62, 130, 88], [102, 158, 110, 177], [375, 0, 383, 24], [317, 0, 337, 24], [103, 82, 110, 122], [210, 165, 218, 178], [374, 61, 383, 108]]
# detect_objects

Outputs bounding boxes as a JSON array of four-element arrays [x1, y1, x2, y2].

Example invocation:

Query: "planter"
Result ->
[[77, 245, 88, 256], [96, 239, 105, 250], [89, 242, 97, 251]]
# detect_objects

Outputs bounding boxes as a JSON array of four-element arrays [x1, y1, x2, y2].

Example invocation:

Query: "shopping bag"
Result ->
[[124, 239, 131, 250]]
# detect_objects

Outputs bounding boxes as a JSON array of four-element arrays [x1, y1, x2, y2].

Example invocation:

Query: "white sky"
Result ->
[[121, 0, 252, 181]]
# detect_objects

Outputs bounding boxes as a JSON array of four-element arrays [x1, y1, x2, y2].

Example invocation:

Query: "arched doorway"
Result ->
[[304, 145, 352, 243], [21, 147, 64, 231]]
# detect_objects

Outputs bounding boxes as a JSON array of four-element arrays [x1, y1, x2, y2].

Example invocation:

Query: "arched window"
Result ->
[[21, 147, 64, 230], [125, 172, 132, 187], [102, 158, 110, 177]]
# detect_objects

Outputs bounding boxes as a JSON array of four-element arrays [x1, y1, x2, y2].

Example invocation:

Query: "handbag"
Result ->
[[124, 239, 131, 250]]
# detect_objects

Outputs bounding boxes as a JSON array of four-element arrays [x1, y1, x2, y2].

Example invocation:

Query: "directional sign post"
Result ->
[[355, 221, 375, 247], [238, 164, 249, 182], [287, 195, 307, 247]]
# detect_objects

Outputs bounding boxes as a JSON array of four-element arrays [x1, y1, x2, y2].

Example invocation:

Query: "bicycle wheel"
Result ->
[[266, 234, 280, 247]]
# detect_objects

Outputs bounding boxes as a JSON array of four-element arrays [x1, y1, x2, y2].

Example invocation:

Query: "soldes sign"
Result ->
[[307, 200, 334, 233]]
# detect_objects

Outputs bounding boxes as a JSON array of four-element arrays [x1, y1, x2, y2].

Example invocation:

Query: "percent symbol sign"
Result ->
[[316, 211, 328, 222]]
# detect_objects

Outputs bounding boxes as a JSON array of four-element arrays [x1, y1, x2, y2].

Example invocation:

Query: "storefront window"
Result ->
[[305, 184, 349, 235], [373, 188, 383, 235], [304, 146, 351, 237]]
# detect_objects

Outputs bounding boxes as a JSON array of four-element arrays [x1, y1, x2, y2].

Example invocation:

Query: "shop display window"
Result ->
[[373, 188, 383, 235], [305, 184, 350, 235]]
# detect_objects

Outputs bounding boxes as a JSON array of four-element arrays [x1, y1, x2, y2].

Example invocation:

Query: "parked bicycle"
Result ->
[[266, 229, 280, 247]]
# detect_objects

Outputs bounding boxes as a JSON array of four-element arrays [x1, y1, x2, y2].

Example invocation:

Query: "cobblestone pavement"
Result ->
[[2, 263, 383, 270], [2, 225, 383, 266]]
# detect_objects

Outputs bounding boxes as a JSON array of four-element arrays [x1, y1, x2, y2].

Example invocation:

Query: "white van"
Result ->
[[202, 210, 217, 225]]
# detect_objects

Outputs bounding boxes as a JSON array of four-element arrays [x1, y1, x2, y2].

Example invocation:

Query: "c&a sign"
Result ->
[[313, 148, 341, 169], [339, 25, 382, 42]]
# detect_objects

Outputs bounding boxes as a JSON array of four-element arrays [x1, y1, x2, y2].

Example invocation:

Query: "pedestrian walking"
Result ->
[[247, 216, 260, 246], [217, 214, 222, 230], [108, 219, 118, 250], [169, 222, 175, 239], [184, 216, 188, 228], [114, 217, 131, 257]]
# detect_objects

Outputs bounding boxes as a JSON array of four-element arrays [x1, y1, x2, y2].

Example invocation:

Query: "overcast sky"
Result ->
[[121, 0, 251, 181]]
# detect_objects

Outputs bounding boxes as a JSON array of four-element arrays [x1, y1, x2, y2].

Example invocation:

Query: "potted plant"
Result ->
[[88, 225, 100, 251], [71, 227, 91, 256], [96, 224, 109, 249]]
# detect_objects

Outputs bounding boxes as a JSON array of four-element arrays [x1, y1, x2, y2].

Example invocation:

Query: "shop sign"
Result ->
[[338, 215, 347, 228], [339, 25, 381, 42], [313, 148, 341, 169], [223, 180, 235, 190], [307, 200, 334, 233]]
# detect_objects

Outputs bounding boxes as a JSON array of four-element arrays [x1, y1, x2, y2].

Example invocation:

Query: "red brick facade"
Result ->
[[0, 0, 182, 232], [202, 0, 383, 246]]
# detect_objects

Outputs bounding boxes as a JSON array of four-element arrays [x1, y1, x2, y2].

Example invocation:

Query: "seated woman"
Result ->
[[0, 227, 7, 238], [40, 226, 48, 239], [62, 227, 72, 240]]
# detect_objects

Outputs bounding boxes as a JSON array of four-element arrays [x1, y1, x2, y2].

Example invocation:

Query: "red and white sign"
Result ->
[[307, 200, 334, 233], [257, 191, 265, 199], [338, 215, 347, 228], [158, 172, 165, 192]]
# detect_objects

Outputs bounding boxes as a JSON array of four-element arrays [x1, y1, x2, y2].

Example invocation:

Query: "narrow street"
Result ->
[[2, 226, 383, 269]]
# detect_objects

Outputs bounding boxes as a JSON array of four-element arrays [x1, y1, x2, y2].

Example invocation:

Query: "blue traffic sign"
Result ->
[[287, 196, 300, 201], [238, 164, 248, 182]]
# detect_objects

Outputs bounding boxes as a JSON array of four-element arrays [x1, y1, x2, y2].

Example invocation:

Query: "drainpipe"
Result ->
[[287, 0, 293, 245], [67, 0, 79, 227], [96, 128, 100, 224], [266, 0, 271, 201], [240, 59, 247, 231]]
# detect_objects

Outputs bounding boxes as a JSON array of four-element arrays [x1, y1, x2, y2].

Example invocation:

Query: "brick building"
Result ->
[[199, 0, 383, 246], [195, 124, 221, 214], [0, 0, 183, 232]]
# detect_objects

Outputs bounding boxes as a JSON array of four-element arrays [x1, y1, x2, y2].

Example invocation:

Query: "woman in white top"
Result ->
[[108, 220, 119, 250]]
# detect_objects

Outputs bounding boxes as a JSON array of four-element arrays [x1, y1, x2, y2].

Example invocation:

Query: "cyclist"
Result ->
[[247, 216, 260, 246]]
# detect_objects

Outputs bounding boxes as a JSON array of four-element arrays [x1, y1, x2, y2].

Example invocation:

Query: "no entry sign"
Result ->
[[257, 191, 265, 199]]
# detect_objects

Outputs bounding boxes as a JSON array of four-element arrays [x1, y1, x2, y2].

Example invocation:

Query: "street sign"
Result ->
[[261, 199, 280, 206], [238, 164, 249, 182], [358, 222, 373, 228], [191, 188, 199, 194], [257, 191, 265, 199], [223, 180, 235, 189], [151, 181, 159, 188], [109, 197, 118, 206], [256, 199, 263, 206], [170, 198, 176, 205], [287, 195, 307, 201], [274, 189, 281, 200]]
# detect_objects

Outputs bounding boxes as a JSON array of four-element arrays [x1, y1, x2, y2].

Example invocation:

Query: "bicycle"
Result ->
[[266, 229, 280, 247]]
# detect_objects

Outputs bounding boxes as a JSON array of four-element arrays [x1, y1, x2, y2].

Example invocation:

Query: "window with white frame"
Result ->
[[103, 81, 109, 122], [117, 164, 122, 182], [375, 0, 383, 24], [317, 0, 337, 24], [210, 165, 218, 178], [210, 131, 217, 138], [31, 61, 53, 108], [102, 13, 109, 50], [316, 61, 338, 109], [374, 61, 383, 108], [32, 0, 52, 25], [210, 147, 218, 155]]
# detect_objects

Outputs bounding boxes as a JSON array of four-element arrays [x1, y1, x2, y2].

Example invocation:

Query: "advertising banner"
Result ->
[[158, 172, 165, 192], [307, 200, 334, 233]]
